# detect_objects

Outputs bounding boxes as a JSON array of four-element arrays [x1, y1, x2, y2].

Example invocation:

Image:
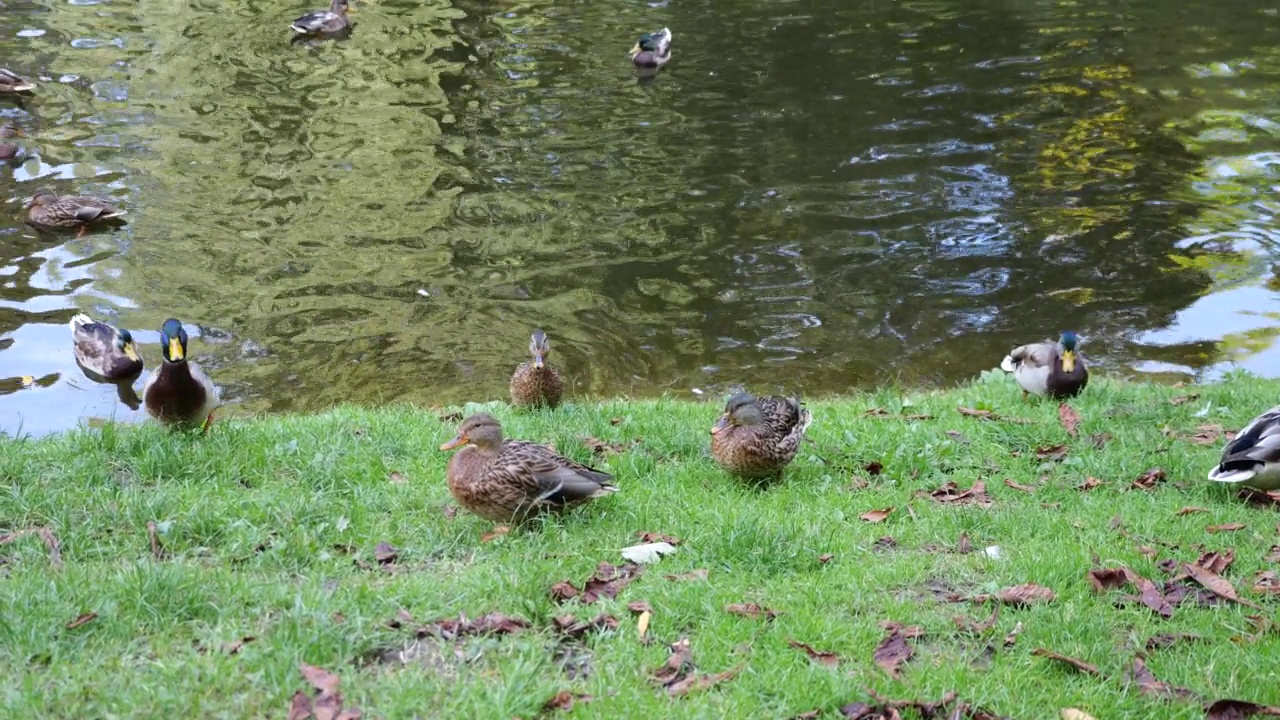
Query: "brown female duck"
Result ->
[[510, 329, 564, 408], [0, 69, 35, 94], [0, 124, 23, 161], [25, 188, 126, 237], [290, 0, 352, 35], [142, 318, 220, 431], [440, 413, 617, 524], [710, 392, 812, 482]]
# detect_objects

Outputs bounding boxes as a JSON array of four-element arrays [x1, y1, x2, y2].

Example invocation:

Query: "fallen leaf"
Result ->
[[1086, 567, 1131, 593], [287, 691, 311, 720], [1003, 621, 1023, 647], [956, 533, 973, 554], [627, 601, 653, 614], [1090, 432, 1112, 449], [65, 612, 97, 630], [872, 536, 898, 552], [789, 639, 840, 668], [1143, 633, 1201, 651], [1252, 571, 1280, 594], [1032, 648, 1102, 676], [1003, 478, 1036, 493], [864, 461, 884, 476], [872, 622, 921, 677], [1184, 424, 1225, 445], [296, 662, 362, 720], [864, 408, 891, 417], [637, 610, 651, 641], [1185, 562, 1262, 609], [1177, 506, 1209, 516], [1132, 468, 1167, 490], [582, 435, 634, 456], [788, 711, 822, 720], [388, 471, 406, 484], [953, 604, 999, 634], [1170, 393, 1201, 406], [991, 583, 1055, 606], [552, 613, 619, 638], [1239, 489, 1280, 508], [1058, 403, 1081, 437], [581, 562, 643, 602], [146, 520, 166, 560], [665, 568, 708, 582], [666, 665, 742, 697], [649, 637, 693, 687], [480, 525, 510, 543], [903, 413, 934, 421], [636, 531, 680, 545], [386, 608, 415, 629], [860, 507, 893, 523], [957, 407, 997, 420], [541, 691, 594, 713], [1134, 574, 1175, 619], [1194, 549, 1235, 575], [610, 416, 624, 425], [1204, 699, 1280, 719], [299, 664, 341, 696], [1061, 710, 1098, 720], [946, 429, 971, 443], [818, 553, 835, 563], [1035, 444, 1069, 461], [419, 613, 529, 639], [1127, 656, 1196, 699], [1077, 476, 1103, 491], [1207, 523, 1246, 533], [224, 635, 256, 655], [620, 541, 678, 564], [373, 542, 399, 565], [927, 480, 992, 506], [549, 581, 580, 602], [441, 505, 458, 520], [724, 603, 779, 621]]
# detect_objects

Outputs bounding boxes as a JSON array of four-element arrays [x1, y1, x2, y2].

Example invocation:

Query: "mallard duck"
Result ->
[[509, 329, 564, 408], [142, 318, 220, 430], [291, 0, 352, 35], [710, 393, 812, 482], [439, 413, 618, 524], [70, 313, 143, 381], [630, 27, 673, 70], [999, 330, 1088, 399], [24, 188, 126, 237], [0, 124, 23, 161], [0, 69, 35, 94], [1208, 407, 1280, 491]]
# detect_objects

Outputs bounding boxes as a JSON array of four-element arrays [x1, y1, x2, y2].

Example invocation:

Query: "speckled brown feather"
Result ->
[[711, 395, 812, 481], [510, 363, 564, 408], [446, 439, 616, 524]]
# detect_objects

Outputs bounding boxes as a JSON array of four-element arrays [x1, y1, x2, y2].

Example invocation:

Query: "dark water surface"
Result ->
[[3, 0, 1280, 435]]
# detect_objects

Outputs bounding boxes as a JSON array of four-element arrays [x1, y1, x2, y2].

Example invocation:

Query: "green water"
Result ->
[[3, 0, 1280, 434]]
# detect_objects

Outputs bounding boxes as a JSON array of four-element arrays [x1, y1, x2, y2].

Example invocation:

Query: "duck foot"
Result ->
[[76, 225, 87, 239], [201, 412, 215, 435]]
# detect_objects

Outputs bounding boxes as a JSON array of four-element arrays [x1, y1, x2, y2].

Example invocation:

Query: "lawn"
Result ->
[[2, 370, 1279, 719]]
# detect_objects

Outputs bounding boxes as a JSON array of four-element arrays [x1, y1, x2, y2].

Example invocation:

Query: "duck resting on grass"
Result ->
[[999, 330, 1088, 399], [710, 392, 812, 483], [24, 188, 126, 238], [439, 413, 618, 524], [0, 69, 35, 94], [1208, 407, 1280, 491], [629, 27, 672, 71], [290, 0, 352, 36], [509, 329, 564, 409], [143, 318, 220, 431]]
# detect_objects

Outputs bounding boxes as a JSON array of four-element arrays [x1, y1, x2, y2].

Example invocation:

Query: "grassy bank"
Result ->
[[2, 371, 1279, 719]]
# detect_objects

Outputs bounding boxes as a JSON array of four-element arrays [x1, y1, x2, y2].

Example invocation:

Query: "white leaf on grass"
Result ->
[[620, 541, 677, 564], [1194, 402, 1212, 418]]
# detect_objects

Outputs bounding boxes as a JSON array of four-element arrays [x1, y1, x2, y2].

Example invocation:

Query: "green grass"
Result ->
[[2, 370, 1279, 719]]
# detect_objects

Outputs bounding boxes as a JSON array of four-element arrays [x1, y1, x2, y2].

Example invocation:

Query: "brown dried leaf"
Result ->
[[627, 600, 653, 614], [1090, 432, 1112, 449], [953, 604, 999, 634], [373, 542, 399, 565], [1184, 424, 1225, 445], [287, 691, 312, 720], [864, 461, 884, 476], [788, 711, 822, 720], [65, 612, 97, 630], [1169, 393, 1201, 406], [1132, 467, 1167, 490], [549, 581, 580, 602], [724, 603, 779, 621], [388, 471, 406, 484], [552, 613, 619, 638], [818, 553, 835, 564], [1265, 546, 1280, 563], [1058, 403, 1081, 437], [146, 520, 166, 560], [441, 505, 458, 520], [1252, 571, 1280, 594], [860, 507, 893, 523], [300, 664, 341, 695], [541, 691, 594, 713], [993, 583, 1055, 606], [581, 562, 643, 602], [1086, 567, 1131, 593], [1031, 648, 1102, 676], [480, 525, 510, 543], [872, 536, 898, 552], [872, 623, 920, 677], [946, 429, 971, 443], [956, 533, 973, 554], [864, 408, 891, 417], [1127, 656, 1197, 699], [1003, 621, 1023, 648], [1195, 549, 1236, 575], [928, 480, 992, 506], [665, 568, 708, 582], [1077, 476, 1103, 491], [1177, 506, 1209, 516], [666, 665, 742, 697], [420, 613, 530, 639], [1145, 632, 1202, 651], [582, 435, 634, 456], [1035, 444, 1069, 461], [225, 635, 256, 655], [789, 639, 840, 668], [1134, 575, 1175, 619], [1207, 523, 1246, 533], [1003, 478, 1036, 493], [957, 407, 997, 420], [636, 531, 681, 545], [649, 636, 694, 687], [1185, 562, 1262, 609], [1204, 699, 1280, 719]]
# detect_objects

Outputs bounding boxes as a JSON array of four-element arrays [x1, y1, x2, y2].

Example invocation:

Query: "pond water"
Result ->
[[3, 0, 1280, 435]]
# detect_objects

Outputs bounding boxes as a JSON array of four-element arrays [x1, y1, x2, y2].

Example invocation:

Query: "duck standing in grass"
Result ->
[[24, 188, 126, 238], [290, 0, 353, 36], [0, 69, 35, 94], [710, 393, 812, 483], [439, 413, 618, 524], [1207, 407, 1280, 491], [0, 124, 24, 161], [510, 329, 564, 409], [999, 331, 1088, 399], [629, 27, 672, 72], [143, 318, 220, 431]]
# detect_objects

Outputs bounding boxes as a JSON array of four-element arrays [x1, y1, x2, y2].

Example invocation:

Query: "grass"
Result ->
[[2, 370, 1279, 719]]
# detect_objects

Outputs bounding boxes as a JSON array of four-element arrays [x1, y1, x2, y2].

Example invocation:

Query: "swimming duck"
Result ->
[[629, 27, 672, 70], [999, 331, 1088, 399], [290, 0, 352, 35], [440, 413, 618, 524], [1208, 407, 1280, 491], [0, 124, 23, 161], [70, 313, 143, 381], [509, 329, 564, 408], [142, 318, 220, 430], [710, 393, 812, 482], [0, 69, 35, 94], [24, 188, 126, 237]]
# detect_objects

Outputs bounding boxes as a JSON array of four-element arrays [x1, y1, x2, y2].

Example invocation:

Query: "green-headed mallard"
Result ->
[[630, 27, 672, 70], [24, 188, 126, 237], [509, 329, 564, 408], [142, 318, 220, 430], [0, 69, 35, 94], [291, 0, 352, 35], [710, 392, 812, 482], [0, 124, 23, 161], [999, 330, 1088, 399], [70, 313, 143, 381], [439, 413, 617, 524], [1208, 407, 1280, 491]]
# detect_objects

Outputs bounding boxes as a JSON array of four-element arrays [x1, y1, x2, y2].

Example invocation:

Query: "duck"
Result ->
[[0, 69, 35, 94], [1207, 407, 1280, 491], [439, 413, 618, 524], [710, 392, 812, 482], [0, 124, 23, 161], [70, 313, 143, 381], [142, 318, 220, 431], [999, 330, 1088, 399], [290, 0, 352, 35], [24, 188, 127, 237], [629, 27, 672, 70], [509, 329, 564, 408]]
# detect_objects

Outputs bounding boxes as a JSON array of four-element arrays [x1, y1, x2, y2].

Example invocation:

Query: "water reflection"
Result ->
[[4, 0, 1280, 435]]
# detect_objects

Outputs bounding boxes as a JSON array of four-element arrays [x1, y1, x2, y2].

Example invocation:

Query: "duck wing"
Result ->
[[501, 441, 617, 505], [1210, 407, 1280, 482]]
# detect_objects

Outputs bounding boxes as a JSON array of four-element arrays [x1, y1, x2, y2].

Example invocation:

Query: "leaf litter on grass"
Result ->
[[789, 639, 840, 668], [725, 603, 780, 621], [873, 622, 923, 677], [1031, 649, 1102, 677], [649, 637, 740, 697], [1059, 403, 1081, 437], [541, 691, 593, 714], [839, 691, 1009, 720], [926, 480, 992, 506], [290, 663, 362, 720], [550, 562, 643, 604], [1204, 699, 1280, 719]]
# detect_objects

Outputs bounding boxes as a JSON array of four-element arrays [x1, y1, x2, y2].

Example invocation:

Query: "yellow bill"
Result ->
[[168, 337, 184, 361], [1061, 350, 1075, 373]]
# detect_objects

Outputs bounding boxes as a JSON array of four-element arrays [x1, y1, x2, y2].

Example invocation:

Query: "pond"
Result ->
[[3, 0, 1280, 435]]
